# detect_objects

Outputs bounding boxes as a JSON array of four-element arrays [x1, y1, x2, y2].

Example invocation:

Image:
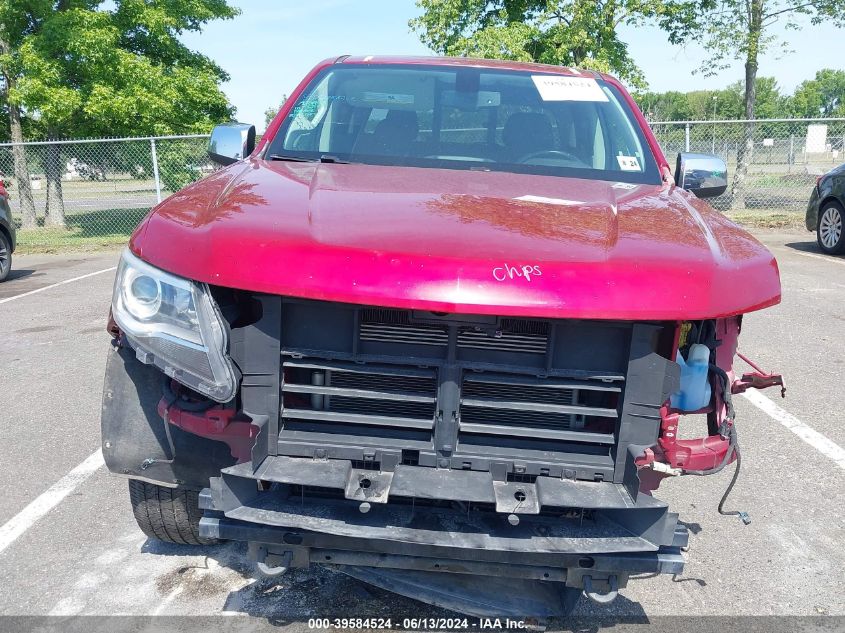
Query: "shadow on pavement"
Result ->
[[678, 520, 703, 535], [784, 241, 822, 254], [4, 268, 36, 282], [784, 240, 845, 261]]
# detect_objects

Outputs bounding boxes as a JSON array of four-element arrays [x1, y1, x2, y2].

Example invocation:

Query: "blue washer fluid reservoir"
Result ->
[[670, 343, 712, 411]]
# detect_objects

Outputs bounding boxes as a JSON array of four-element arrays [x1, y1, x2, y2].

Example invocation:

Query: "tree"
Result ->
[[0, 4, 41, 228], [410, 0, 699, 90], [0, 0, 239, 229], [265, 96, 287, 130], [635, 90, 694, 121], [634, 76, 787, 121], [724, 77, 786, 119], [790, 69, 845, 118], [664, 0, 845, 207]]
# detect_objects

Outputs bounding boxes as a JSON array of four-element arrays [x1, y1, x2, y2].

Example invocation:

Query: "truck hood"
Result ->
[[131, 160, 780, 320]]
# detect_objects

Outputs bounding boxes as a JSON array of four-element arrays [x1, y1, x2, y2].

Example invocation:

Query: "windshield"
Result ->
[[268, 64, 661, 184]]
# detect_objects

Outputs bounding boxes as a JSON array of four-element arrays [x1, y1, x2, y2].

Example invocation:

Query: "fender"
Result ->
[[100, 343, 236, 488]]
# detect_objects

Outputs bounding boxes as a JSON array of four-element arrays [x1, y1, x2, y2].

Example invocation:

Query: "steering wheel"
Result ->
[[517, 150, 582, 164]]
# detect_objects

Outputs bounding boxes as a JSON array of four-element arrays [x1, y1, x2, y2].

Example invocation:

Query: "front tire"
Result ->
[[817, 201, 845, 255], [128, 480, 217, 545], [0, 231, 11, 282]]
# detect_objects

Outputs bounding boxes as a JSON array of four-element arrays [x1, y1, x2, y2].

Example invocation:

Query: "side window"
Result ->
[[601, 87, 646, 172], [592, 118, 606, 169], [284, 76, 330, 151]]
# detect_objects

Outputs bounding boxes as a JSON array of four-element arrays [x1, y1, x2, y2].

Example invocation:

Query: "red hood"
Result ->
[[130, 160, 780, 320]]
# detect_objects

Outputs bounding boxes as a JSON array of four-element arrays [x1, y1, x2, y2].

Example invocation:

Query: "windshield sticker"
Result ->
[[531, 75, 609, 102], [493, 264, 542, 283], [616, 156, 641, 171], [611, 182, 638, 190], [362, 91, 414, 105], [516, 195, 583, 206]]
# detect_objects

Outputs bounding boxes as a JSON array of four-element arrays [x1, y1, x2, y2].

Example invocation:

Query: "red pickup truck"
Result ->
[[102, 56, 783, 616]]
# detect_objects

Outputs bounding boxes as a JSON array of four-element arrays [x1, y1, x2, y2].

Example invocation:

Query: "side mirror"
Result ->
[[675, 153, 728, 198], [208, 123, 256, 166]]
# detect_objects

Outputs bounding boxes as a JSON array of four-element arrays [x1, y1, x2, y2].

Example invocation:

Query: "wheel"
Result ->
[[127, 480, 217, 545], [0, 230, 11, 282], [817, 201, 845, 255]]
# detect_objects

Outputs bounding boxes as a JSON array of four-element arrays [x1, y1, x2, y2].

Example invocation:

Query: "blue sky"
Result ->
[[179, 0, 845, 129]]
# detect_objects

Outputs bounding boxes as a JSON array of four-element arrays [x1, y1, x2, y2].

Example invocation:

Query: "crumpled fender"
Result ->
[[100, 343, 236, 488]]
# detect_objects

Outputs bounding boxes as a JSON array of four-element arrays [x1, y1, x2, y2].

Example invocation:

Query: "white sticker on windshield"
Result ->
[[363, 92, 414, 105], [531, 75, 608, 102], [616, 156, 641, 171]]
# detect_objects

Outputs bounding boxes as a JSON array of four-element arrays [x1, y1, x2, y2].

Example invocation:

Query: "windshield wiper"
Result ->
[[268, 154, 316, 162], [318, 154, 349, 164], [268, 153, 350, 164]]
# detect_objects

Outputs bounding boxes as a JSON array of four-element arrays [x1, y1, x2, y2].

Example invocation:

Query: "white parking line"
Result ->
[[0, 266, 116, 305], [0, 449, 104, 554], [794, 251, 845, 267], [741, 390, 845, 469]]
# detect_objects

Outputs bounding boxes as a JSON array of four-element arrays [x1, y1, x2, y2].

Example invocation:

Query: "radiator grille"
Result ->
[[357, 309, 549, 355], [276, 299, 642, 479], [458, 373, 620, 445], [360, 323, 449, 347], [282, 360, 437, 437], [456, 328, 547, 354]]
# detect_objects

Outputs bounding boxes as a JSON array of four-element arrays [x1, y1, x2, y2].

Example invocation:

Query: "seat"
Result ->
[[354, 110, 419, 157], [502, 112, 555, 161]]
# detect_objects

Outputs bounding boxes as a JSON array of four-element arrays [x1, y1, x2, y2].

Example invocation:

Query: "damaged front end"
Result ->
[[101, 255, 783, 616]]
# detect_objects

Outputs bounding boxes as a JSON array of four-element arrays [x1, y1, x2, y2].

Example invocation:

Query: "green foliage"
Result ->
[[0, 0, 239, 139], [410, 0, 700, 90], [264, 96, 288, 130], [660, 0, 845, 136], [663, 0, 845, 79], [634, 73, 842, 123], [738, 76, 786, 119], [791, 69, 845, 118], [156, 137, 212, 192]]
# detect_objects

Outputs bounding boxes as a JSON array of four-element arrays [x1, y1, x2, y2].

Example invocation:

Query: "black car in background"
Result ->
[[0, 184, 15, 282], [807, 164, 845, 254]]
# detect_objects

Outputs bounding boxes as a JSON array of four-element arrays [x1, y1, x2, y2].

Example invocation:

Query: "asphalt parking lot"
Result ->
[[0, 227, 843, 629]]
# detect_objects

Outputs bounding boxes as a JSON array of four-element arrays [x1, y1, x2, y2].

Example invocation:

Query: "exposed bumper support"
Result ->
[[198, 454, 687, 613], [199, 512, 685, 616]]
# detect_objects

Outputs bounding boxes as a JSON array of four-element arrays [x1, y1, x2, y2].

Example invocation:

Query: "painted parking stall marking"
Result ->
[[0, 449, 104, 554], [741, 390, 845, 469], [0, 266, 116, 305], [793, 251, 845, 267]]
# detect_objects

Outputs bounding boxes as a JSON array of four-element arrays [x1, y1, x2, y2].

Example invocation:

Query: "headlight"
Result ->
[[111, 249, 238, 402]]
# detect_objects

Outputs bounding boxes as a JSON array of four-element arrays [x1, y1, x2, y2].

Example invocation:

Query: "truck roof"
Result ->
[[334, 55, 608, 80]]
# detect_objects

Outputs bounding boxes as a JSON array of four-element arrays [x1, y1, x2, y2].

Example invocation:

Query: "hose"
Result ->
[[677, 362, 749, 523], [717, 445, 749, 523], [681, 422, 736, 476], [708, 363, 735, 422]]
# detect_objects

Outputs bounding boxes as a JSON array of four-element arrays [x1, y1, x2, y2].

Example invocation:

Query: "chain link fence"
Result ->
[[650, 117, 845, 217], [4, 119, 844, 251], [2, 135, 212, 250]]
